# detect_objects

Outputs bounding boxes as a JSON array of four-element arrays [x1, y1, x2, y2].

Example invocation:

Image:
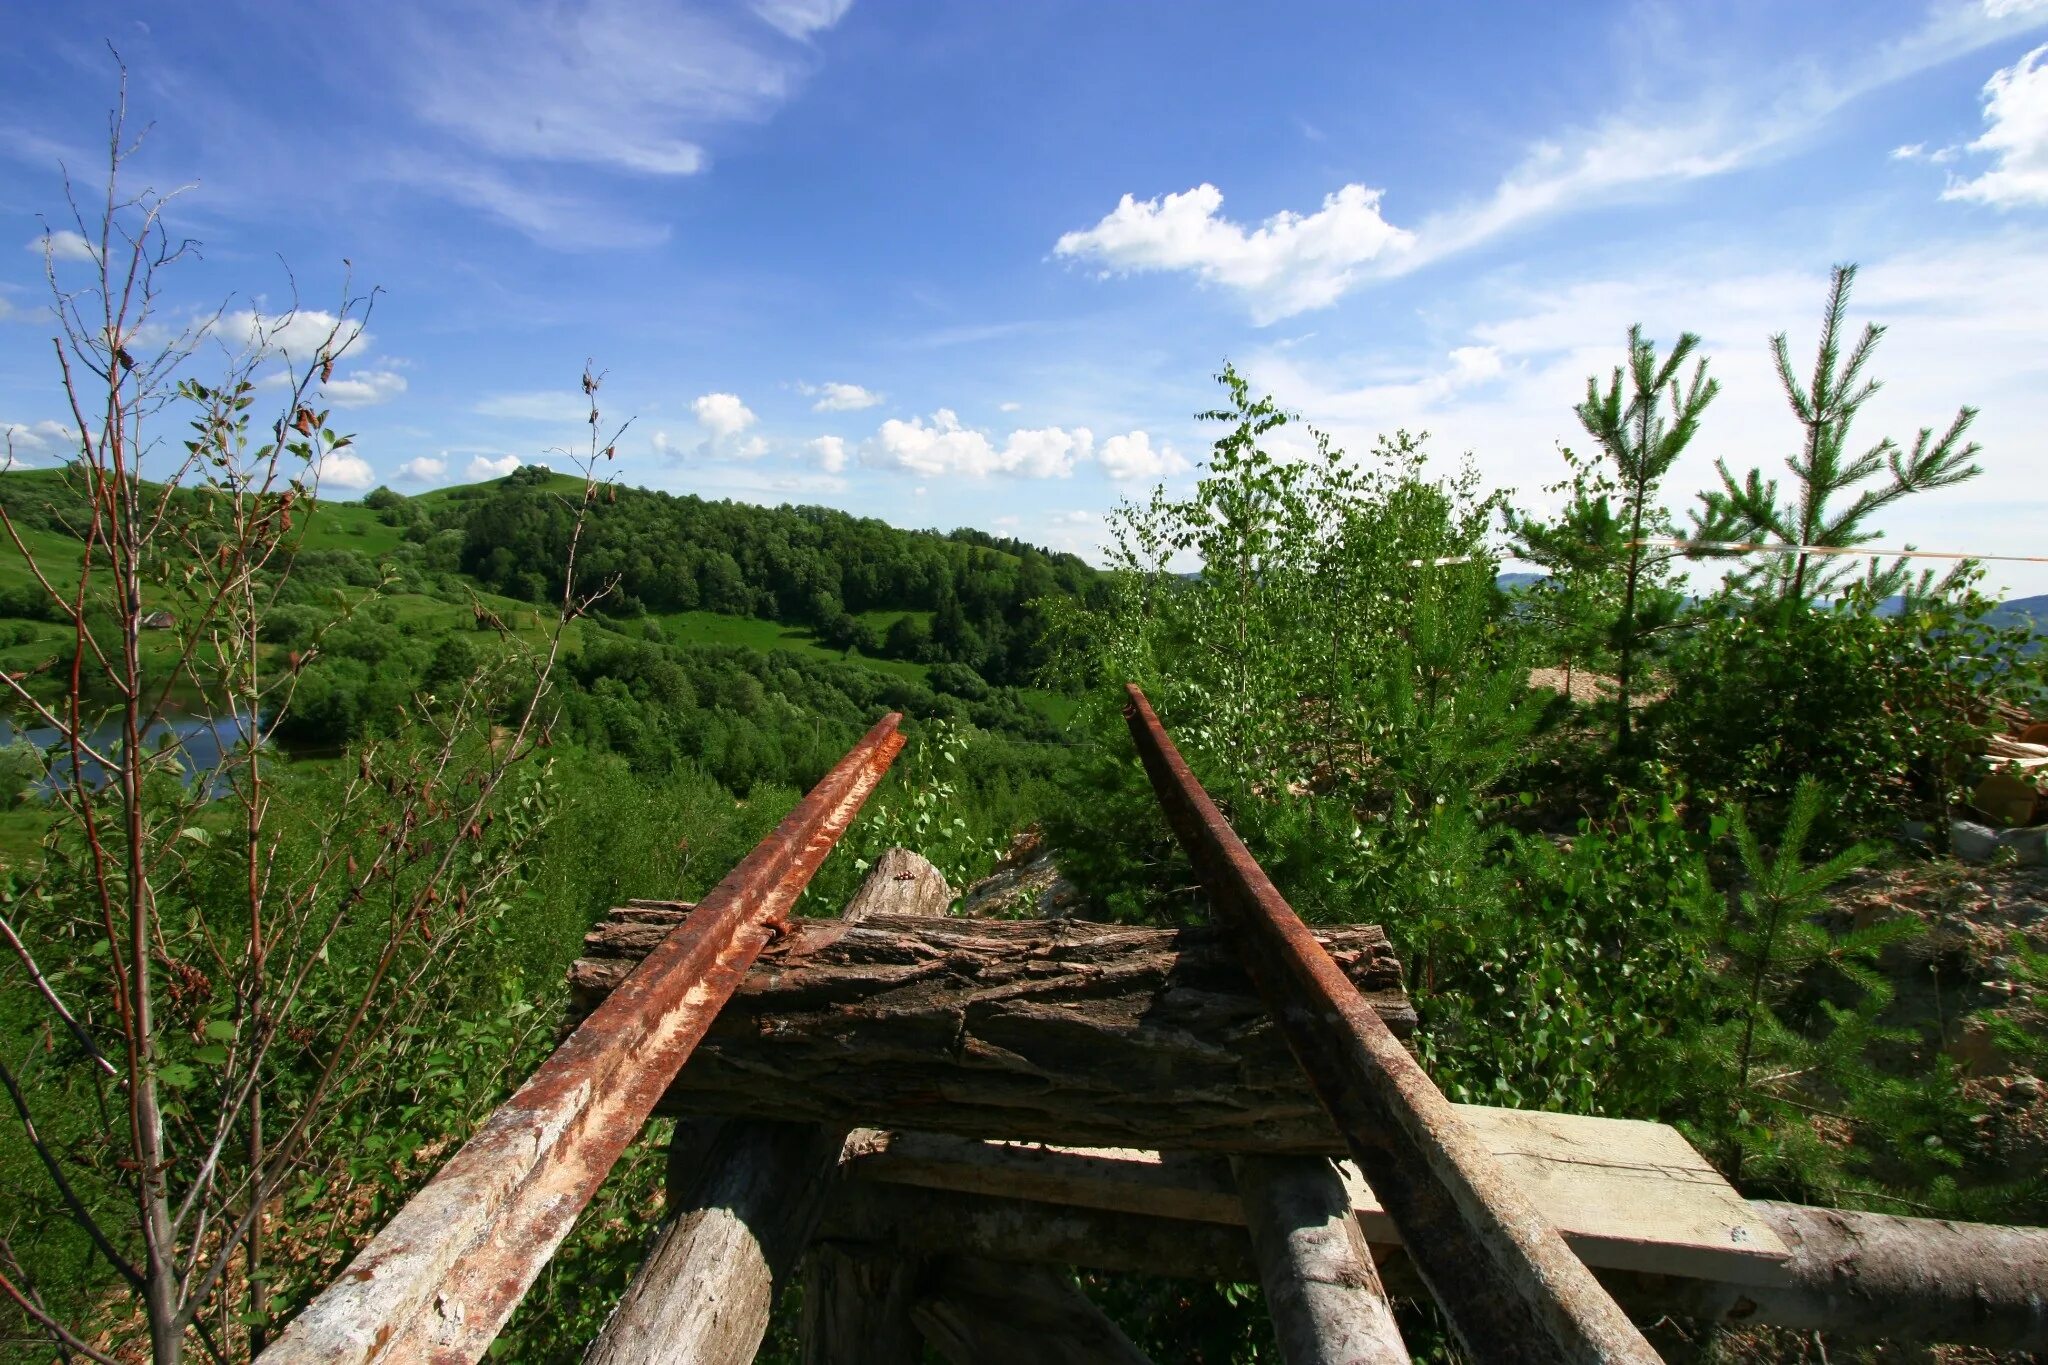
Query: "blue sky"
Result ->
[[4, 0, 2046, 594]]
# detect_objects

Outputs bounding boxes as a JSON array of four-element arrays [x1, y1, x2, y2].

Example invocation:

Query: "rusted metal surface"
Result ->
[[260, 714, 905, 1365], [1122, 685, 1658, 1364]]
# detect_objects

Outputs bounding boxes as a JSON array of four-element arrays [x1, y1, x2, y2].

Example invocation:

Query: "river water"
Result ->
[[0, 706, 264, 796]]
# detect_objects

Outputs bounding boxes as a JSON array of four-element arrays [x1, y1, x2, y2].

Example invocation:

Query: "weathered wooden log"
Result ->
[[823, 1184, 2048, 1350], [1603, 1201, 2048, 1348], [582, 1119, 843, 1365], [1232, 1156, 1409, 1364], [571, 912, 1414, 1153], [910, 1256, 1155, 1365], [819, 1182, 1260, 1281], [798, 1242, 924, 1365], [583, 849, 951, 1365]]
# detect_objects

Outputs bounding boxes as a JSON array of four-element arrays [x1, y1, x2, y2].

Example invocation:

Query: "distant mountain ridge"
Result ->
[[1495, 572, 2046, 632]]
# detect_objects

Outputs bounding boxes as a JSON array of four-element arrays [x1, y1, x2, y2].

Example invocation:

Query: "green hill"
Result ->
[[0, 464, 1096, 781]]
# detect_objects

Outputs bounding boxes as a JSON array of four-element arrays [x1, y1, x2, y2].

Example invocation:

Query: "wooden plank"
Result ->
[[1364, 1107, 1788, 1285], [847, 1106, 1788, 1285]]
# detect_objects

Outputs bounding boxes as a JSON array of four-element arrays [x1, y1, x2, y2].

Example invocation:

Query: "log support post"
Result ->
[[910, 1257, 1155, 1365], [798, 1242, 924, 1365], [1232, 1155, 1410, 1364], [583, 849, 951, 1365]]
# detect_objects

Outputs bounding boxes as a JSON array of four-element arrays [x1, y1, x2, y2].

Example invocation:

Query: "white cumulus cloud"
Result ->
[[803, 380, 882, 412], [1097, 431, 1189, 482], [316, 449, 376, 491], [1054, 182, 1416, 324], [805, 435, 848, 472], [397, 455, 447, 481], [1944, 44, 2048, 206], [3, 419, 80, 451], [693, 392, 757, 438], [466, 453, 524, 481], [218, 309, 370, 363], [862, 410, 1093, 478], [27, 230, 98, 263], [322, 368, 408, 407]]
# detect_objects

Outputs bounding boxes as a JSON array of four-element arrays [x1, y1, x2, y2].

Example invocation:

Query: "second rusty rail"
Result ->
[[1123, 684, 1659, 1363]]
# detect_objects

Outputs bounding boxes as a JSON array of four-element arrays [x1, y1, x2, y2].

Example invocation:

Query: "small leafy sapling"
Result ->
[[1695, 263, 1983, 606], [0, 73, 623, 1362]]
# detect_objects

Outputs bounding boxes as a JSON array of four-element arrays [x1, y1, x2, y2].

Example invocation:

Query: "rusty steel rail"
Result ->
[[261, 714, 906, 1365], [1123, 685, 1659, 1364]]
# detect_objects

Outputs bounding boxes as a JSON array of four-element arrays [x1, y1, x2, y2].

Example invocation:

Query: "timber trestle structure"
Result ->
[[265, 692, 2048, 1364]]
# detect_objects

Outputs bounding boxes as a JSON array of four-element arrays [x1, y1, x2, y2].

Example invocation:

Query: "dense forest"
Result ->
[[3, 146, 2047, 1365]]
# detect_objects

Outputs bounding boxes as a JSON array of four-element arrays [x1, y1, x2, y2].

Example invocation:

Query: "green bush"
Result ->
[[1659, 582, 2040, 840]]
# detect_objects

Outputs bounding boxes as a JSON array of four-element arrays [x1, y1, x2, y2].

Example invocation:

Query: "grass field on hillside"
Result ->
[[652, 610, 930, 682]]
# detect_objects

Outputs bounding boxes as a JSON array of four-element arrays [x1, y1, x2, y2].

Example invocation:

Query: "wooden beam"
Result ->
[[571, 911, 1414, 1153], [824, 1155, 2048, 1350], [1232, 1156, 1409, 1364], [844, 1108, 1789, 1285], [583, 849, 950, 1365], [911, 1257, 1155, 1365]]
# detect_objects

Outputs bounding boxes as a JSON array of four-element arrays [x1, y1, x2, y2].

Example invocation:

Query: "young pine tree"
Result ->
[[1573, 326, 1720, 753], [1696, 264, 1982, 606]]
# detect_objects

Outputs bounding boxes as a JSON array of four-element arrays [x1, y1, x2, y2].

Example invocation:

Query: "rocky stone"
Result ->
[[959, 826, 1083, 919]]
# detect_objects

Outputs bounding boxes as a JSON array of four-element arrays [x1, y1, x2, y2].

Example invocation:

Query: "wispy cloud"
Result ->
[[474, 390, 590, 423], [390, 156, 673, 251], [391, 0, 851, 178], [753, 0, 854, 40], [1055, 0, 2048, 321]]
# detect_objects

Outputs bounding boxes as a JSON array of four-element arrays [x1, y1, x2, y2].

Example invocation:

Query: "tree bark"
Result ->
[[1232, 1155, 1409, 1364], [911, 1256, 1154, 1365], [570, 913, 1412, 1153], [582, 849, 950, 1365]]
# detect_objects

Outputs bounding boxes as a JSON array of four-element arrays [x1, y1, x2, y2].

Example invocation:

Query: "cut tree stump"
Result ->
[[582, 849, 950, 1365], [569, 912, 1413, 1153]]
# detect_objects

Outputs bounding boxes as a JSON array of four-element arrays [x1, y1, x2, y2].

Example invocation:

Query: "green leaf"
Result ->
[[195, 1045, 229, 1066], [157, 1063, 198, 1089], [204, 1019, 239, 1041]]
